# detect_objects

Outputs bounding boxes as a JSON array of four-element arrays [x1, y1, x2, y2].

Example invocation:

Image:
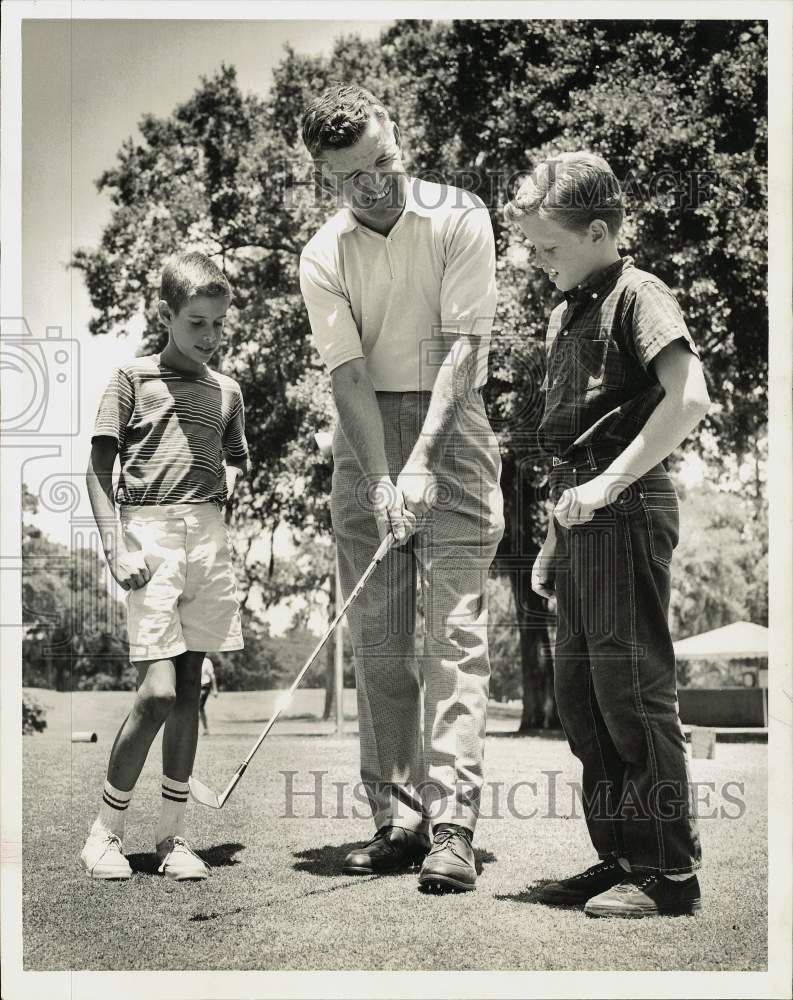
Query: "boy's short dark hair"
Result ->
[[160, 252, 233, 315], [301, 84, 391, 160], [503, 151, 624, 236]]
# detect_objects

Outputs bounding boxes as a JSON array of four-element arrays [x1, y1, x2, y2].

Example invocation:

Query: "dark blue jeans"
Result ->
[[550, 458, 701, 874]]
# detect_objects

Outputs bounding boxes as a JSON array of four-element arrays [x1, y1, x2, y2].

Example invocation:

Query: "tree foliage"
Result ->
[[671, 481, 768, 640], [22, 692, 48, 735]]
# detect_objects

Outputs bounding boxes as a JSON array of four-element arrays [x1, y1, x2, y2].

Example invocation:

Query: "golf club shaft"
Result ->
[[218, 532, 395, 804]]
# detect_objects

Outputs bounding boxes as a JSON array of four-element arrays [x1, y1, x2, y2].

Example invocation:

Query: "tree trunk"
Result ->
[[322, 568, 336, 721], [322, 645, 334, 720], [510, 569, 557, 731], [54, 650, 70, 693]]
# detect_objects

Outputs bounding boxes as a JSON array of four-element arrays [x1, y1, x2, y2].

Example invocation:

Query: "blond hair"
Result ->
[[503, 152, 624, 235]]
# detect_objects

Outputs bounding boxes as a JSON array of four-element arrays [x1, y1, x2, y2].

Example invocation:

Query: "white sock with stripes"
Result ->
[[92, 780, 133, 840], [155, 776, 189, 845]]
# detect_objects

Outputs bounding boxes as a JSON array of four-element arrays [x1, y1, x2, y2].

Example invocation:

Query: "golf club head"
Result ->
[[188, 775, 222, 809]]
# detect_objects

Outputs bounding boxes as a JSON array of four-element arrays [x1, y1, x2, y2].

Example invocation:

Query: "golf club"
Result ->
[[189, 531, 396, 809]]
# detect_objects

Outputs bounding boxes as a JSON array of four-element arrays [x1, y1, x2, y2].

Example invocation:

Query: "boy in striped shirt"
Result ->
[[80, 252, 248, 881]]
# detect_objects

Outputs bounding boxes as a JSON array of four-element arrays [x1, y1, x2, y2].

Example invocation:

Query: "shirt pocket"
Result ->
[[547, 336, 625, 395], [578, 336, 626, 393]]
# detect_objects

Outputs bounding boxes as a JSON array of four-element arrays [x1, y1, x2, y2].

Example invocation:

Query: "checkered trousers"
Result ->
[[331, 390, 505, 834]]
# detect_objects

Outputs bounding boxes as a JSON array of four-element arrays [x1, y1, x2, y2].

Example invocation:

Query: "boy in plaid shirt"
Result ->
[[504, 152, 709, 917]]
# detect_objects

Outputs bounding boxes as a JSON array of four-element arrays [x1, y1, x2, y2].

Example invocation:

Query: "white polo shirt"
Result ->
[[299, 176, 497, 392]]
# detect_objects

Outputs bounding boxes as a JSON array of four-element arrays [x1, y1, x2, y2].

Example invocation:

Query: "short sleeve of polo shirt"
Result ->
[[440, 199, 497, 339], [92, 367, 135, 445], [628, 280, 700, 372], [299, 251, 365, 374], [222, 390, 249, 463]]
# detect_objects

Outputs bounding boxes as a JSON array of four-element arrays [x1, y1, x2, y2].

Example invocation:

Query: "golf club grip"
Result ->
[[239, 533, 396, 769]]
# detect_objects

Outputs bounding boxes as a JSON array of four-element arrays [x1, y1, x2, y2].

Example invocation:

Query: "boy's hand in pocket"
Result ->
[[110, 548, 151, 591], [531, 532, 558, 600]]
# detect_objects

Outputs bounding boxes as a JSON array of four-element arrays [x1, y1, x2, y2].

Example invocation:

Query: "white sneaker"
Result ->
[[156, 836, 210, 881], [80, 830, 132, 880]]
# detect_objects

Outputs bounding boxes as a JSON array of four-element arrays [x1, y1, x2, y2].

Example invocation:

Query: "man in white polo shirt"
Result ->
[[299, 85, 504, 893]]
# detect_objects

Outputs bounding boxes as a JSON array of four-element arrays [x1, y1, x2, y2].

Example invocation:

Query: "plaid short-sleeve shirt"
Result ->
[[538, 255, 701, 458]]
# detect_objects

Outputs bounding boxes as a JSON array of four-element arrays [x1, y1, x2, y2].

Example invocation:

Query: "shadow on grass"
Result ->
[[189, 905, 245, 922], [494, 879, 579, 906], [234, 714, 358, 724], [293, 842, 369, 877], [126, 852, 160, 875], [197, 842, 245, 868], [487, 728, 568, 740], [293, 843, 497, 877], [272, 733, 358, 739], [126, 842, 245, 875], [471, 849, 497, 875]]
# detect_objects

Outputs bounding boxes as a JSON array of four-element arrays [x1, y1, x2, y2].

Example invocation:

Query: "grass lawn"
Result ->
[[22, 690, 767, 972]]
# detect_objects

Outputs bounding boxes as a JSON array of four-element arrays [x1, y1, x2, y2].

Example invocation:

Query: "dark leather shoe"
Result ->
[[418, 824, 476, 892], [343, 826, 430, 875], [539, 859, 626, 906]]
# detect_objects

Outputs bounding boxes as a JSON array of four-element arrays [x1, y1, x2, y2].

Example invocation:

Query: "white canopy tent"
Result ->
[[674, 621, 768, 728], [673, 621, 768, 660]]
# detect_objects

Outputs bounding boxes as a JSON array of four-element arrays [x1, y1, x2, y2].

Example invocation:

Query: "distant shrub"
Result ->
[[22, 693, 48, 734], [75, 665, 137, 691]]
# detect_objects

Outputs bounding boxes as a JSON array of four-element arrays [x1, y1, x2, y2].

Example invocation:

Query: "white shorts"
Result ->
[[120, 502, 244, 663]]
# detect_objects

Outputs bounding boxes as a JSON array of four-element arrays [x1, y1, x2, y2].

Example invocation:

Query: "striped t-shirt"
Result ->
[[92, 354, 249, 506]]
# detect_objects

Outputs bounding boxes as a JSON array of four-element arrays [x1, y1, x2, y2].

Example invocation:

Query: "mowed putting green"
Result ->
[[22, 690, 767, 971]]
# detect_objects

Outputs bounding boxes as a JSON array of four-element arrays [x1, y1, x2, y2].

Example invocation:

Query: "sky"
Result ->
[[19, 17, 388, 631]]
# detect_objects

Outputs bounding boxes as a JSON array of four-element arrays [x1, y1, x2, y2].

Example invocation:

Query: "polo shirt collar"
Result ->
[[340, 208, 360, 234], [564, 255, 634, 303], [339, 174, 425, 234], [402, 176, 435, 219]]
